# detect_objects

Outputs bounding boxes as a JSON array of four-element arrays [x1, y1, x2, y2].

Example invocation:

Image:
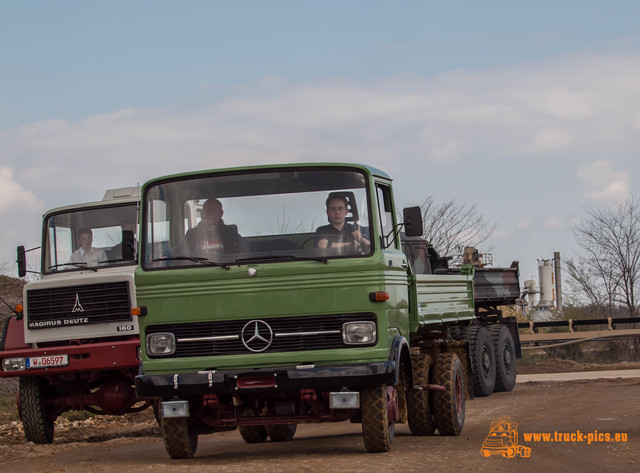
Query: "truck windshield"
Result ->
[[142, 168, 372, 269], [44, 203, 139, 274]]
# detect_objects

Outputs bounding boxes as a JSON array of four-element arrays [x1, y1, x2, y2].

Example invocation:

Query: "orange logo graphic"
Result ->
[[481, 416, 531, 458]]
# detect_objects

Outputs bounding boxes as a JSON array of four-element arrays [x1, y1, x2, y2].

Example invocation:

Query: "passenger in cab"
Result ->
[[182, 199, 242, 256], [69, 228, 107, 267]]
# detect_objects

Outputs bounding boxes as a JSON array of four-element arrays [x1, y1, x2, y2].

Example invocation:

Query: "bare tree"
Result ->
[[417, 194, 496, 262], [565, 196, 640, 318]]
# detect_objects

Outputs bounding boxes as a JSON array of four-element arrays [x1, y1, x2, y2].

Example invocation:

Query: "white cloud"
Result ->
[[1, 51, 640, 274], [521, 128, 574, 154], [542, 215, 566, 230], [0, 167, 42, 213], [1, 53, 639, 181], [516, 219, 533, 231], [578, 160, 630, 203]]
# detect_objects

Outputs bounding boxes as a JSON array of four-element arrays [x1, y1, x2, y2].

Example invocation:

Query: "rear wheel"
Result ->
[[467, 325, 496, 397], [19, 376, 55, 444], [432, 352, 465, 436], [490, 324, 517, 392], [162, 417, 198, 459], [361, 385, 395, 452], [266, 424, 297, 442], [238, 425, 268, 443], [406, 354, 436, 436]]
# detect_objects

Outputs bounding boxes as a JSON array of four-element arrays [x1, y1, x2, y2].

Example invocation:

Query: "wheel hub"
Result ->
[[503, 343, 512, 373], [481, 346, 491, 376]]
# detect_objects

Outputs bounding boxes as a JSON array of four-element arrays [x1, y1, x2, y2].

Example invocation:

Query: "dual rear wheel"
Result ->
[[457, 323, 517, 396]]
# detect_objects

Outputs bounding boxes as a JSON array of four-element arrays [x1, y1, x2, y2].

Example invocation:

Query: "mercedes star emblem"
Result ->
[[241, 320, 273, 352]]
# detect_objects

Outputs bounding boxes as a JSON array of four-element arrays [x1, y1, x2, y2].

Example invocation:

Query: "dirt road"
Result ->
[[1, 373, 639, 472]]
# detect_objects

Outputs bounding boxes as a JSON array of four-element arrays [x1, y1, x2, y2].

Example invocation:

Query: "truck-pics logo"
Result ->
[[241, 320, 273, 352], [481, 416, 531, 458], [72, 293, 84, 312]]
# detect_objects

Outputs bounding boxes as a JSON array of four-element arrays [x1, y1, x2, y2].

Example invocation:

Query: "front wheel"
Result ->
[[361, 385, 395, 452], [432, 352, 465, 436], [19, 376, 56, 444], [162, 417, 198, 459]]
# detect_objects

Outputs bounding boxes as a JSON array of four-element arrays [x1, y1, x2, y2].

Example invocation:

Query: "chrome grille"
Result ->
[[147, 313, 376, 357], [26, 281, 132, 329]]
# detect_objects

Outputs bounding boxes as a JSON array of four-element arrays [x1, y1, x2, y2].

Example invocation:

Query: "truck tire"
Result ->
[[432, 352, 465, 436], [238, 425, 268, 443], [406, 354, 435, 436], [467, 324, 496, 397], [490, 324, 517, 392], [361, 385, 395, 452], [266, 424, 297, 442], [161, 417, 198, 459], [19, 376, 55, 444]]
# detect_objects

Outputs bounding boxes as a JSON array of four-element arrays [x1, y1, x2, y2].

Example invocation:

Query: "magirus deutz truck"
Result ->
[[133, 163, 521, 458], [0, 187, 146, 443]]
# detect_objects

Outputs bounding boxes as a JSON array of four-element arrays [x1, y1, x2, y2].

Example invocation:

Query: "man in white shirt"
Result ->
[[69, 228, 107, 267]]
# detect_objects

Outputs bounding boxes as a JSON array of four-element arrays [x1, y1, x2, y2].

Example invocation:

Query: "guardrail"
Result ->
[[517, 317, 640, 346]]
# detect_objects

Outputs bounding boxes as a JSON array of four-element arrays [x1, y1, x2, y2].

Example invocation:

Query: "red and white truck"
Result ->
[[0, 188, 147, 443]]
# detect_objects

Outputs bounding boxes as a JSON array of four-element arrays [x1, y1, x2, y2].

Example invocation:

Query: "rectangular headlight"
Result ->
[[342, 321, 376, 345], [2, 357, 26, 372], [146, 333, 176, 355]]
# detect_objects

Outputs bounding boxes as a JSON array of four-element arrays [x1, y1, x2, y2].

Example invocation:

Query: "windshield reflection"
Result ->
[[143, 168, 372, 269]]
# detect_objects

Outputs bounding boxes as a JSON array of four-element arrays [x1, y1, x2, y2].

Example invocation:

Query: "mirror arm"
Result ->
[[383, 223, 405, 249]]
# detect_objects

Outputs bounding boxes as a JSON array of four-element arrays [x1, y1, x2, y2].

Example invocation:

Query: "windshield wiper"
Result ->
[[153, 256, 230, 269], [48, 262, 98, 272], [99, 258, 137, 264], [234, 255, 328, 264]]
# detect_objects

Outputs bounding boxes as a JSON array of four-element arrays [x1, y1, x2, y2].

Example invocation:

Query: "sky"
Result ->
[[1, 0, 640, 284]]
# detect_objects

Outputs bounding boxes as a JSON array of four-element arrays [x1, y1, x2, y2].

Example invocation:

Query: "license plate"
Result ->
[[26, 354, 69, 369]]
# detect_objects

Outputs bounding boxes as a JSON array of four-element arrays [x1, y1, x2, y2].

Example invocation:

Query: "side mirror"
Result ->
[[17, 245, 26, 277], [402, 207, 423, 237]]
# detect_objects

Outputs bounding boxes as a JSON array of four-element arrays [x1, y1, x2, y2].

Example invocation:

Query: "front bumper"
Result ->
[[0, 338, 140, 378], [135, 360, 396, 398]]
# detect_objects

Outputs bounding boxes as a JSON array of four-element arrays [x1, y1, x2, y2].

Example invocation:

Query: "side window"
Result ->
[[48, 226, 72, 270], [376, 185, 396, 249], [147, 200, 170, 261]]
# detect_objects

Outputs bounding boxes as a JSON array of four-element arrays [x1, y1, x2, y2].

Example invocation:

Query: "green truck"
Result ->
[[133, 163, 520, 458]]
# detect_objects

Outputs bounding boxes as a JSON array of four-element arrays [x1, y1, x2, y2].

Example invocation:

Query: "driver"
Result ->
[[315, 194, 369, 252]]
